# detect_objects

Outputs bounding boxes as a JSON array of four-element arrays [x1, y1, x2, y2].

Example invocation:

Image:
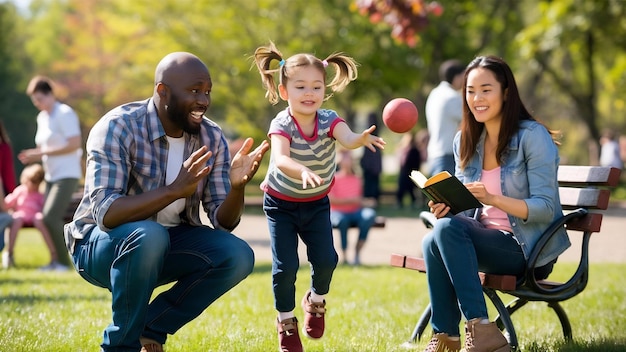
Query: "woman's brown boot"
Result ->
[[424, 333, 461, 352], [464, 318, 510, 352]]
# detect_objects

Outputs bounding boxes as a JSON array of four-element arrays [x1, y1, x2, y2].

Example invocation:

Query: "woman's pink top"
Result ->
[[479, 167, 513, 232], [328, 173, 362, 213]]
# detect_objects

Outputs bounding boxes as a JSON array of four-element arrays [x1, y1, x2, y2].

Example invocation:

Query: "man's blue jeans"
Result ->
[[263, 194, 338, 313], [422, 215, 525, 336], [71, 221, 254, 352]]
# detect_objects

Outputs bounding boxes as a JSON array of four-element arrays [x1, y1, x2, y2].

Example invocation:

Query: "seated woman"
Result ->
[[421, 55, 570, 352], [329, 150, 377, 266]]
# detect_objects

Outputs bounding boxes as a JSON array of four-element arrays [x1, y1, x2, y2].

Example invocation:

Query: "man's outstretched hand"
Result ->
[[230, 138, 270, 190]]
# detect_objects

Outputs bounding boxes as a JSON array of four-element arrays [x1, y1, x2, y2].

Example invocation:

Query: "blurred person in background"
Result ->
[[19, 76, 83, 270], [396, 132, 421, 209], [0, 120, 16, 255], [425, 59, 466, 176], [0, 120, 16, 195], [360, 112, 383, 206], [329, 150, 377, 266], [599, 129, 623, 170]]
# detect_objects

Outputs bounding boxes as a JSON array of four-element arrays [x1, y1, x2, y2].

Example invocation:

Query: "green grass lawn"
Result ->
[[2, 230, 625, 351]]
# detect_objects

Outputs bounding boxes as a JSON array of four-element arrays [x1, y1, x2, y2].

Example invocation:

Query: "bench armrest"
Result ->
[[521, 208, 590, 295]]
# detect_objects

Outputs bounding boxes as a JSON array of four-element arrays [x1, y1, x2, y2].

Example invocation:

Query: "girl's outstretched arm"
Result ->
[[333, 122, 386, 151]]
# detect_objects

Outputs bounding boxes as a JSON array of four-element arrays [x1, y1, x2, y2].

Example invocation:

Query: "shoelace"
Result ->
[[278, 319, 297, 336], [425, 337, 440, 351], [425, 335, 459, 352], [465, 328, 475, 349], [306, 300, 326, 317]]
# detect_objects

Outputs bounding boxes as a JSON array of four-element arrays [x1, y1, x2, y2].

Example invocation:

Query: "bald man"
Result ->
[[64, 52, 269, 352]]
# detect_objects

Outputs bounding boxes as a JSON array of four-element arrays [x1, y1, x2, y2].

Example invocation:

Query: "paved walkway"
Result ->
[[224, 203, 626, 266]]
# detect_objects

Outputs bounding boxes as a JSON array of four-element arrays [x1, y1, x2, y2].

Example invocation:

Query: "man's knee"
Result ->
[[214, 235, 255, 282], [230, 239, 255, 275], [124, 222, 170, 263]]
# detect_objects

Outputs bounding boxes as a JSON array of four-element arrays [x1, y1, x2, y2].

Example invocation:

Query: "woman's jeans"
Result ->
[[330, 207, 377, 250], [263, 194, 338, 313], [422, 215, 525, 336], [72, 221, 254, 352]]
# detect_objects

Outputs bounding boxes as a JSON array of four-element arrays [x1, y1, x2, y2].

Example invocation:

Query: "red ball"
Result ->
[[382, 98, 418, 133]]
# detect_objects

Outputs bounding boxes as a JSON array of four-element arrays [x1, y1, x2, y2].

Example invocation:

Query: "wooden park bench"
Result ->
[[371, 215, 387, 228], [390, 165, 621, 350], [62, 191, 387, 227], [332, 215, 387, 229]]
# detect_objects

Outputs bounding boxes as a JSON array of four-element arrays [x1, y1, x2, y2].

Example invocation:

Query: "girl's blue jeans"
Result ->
[[422, 214, 525, 336], [71, 221, 254, 352], [263, 193, 338, 312]]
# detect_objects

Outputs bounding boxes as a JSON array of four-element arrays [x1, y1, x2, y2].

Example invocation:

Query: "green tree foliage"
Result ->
[[3, 0, 626, 166], [516, 0, 626, 164], [0, 2, 39, 178]]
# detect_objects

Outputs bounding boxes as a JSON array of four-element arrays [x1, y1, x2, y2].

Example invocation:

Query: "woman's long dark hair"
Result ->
[[459, 55, 559, 169]]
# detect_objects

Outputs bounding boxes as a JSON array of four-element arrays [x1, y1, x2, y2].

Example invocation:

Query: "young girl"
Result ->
[[3, 163, 65, 270], [421, 56, 569, 352], [252, 42, 385, 352]]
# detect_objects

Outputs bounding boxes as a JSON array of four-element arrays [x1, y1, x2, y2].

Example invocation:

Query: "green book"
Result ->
[[409, 170, 482, 214]]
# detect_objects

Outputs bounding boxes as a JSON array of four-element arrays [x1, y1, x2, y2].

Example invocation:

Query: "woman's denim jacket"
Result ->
[[453, 120, 571, 267]]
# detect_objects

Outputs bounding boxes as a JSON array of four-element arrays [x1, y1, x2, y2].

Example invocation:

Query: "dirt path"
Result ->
[[226, 204, 626, 265]]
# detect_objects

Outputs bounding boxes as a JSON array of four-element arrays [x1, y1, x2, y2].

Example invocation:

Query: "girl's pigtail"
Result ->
[[253, 41, 284, 105], [323, 53, 359, 93]]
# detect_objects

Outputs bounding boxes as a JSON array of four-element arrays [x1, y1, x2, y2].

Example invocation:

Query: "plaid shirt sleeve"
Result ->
[[191, 120, 232, 230]]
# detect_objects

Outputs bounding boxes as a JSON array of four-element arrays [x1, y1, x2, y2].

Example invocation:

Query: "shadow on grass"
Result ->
[[251, 262, 273, 274], [251, 262, 395, 276], [1, 292, 108, 304], [0, 275, 77, 285], [526, 338, 626, 352]]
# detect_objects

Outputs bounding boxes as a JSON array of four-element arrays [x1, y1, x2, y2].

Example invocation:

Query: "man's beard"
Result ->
[[167, 94, 201, 134]]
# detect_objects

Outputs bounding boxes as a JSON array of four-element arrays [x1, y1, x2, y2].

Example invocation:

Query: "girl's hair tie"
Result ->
[[322, 60, 328, 68], [279, 59, 285, 67]]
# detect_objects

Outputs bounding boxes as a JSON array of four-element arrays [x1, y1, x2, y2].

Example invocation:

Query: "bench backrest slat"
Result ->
[[556, 166, 619, 234], [559, 188, 611, 210], [557, 165, 621, 186]]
